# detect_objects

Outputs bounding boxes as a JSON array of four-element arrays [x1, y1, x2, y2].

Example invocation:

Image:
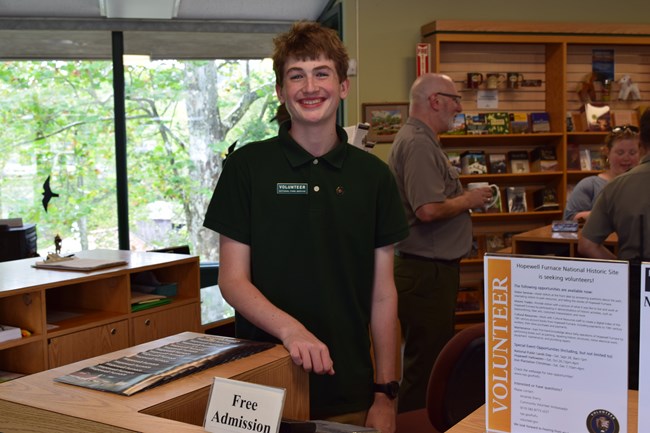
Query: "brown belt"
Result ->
[[395, 250, 461, 268]]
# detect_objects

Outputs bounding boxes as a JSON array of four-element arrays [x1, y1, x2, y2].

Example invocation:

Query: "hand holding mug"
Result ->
[[467, 182, 501, 211]]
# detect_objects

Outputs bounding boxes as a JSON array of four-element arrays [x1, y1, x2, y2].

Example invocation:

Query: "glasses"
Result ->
[[434, 92, 462, 104], [611, 124, 639, 134]]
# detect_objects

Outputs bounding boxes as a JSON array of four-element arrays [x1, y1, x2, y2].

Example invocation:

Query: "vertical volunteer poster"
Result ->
[[637, 263, 650, 432], [485, 255, 628, 433]]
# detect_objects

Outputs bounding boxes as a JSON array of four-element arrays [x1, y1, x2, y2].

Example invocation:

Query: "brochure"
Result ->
[[54, 335, 275, 396]]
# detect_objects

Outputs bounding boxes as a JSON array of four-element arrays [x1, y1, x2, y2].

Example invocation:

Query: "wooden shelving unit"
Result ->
[[0, 249, 201, 375], [421, 20, 650, 323]]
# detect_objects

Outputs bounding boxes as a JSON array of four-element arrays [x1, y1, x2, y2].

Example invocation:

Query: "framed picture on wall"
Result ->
[[362, 103, 409, 143]]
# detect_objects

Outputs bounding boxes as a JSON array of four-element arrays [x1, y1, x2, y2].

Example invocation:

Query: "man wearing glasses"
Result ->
[[579, 109, 650, 390], [388, 73, 490, 412]]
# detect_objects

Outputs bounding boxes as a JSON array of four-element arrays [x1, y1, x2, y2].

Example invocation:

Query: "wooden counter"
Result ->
[[0, 249, 202, 374], [448, 390, 638, 433], [512, 224, 618, 257], [0, 332, 308, 433]]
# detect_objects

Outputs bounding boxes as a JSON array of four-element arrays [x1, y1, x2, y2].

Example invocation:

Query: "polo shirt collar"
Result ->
[[405, 117, 439, 145], [641, 154, 650, 165], [279, 121, 348, 169]]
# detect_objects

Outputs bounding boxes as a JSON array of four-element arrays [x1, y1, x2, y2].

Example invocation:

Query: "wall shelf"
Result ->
[[422, 20, 650, 324]]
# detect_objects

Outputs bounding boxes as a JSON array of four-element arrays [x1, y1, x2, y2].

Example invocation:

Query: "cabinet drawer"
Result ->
[[48, 320, 129, 368], [132, 302, 200, 345]]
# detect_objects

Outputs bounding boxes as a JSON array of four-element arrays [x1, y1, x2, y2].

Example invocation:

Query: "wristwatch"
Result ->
[[373, 381, 400, 400]]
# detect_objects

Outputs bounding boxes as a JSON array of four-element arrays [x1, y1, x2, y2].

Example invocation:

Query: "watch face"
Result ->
[[387, 381, 400, 398]]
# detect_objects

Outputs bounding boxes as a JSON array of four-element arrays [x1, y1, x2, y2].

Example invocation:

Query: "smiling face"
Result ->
[[276, 55, 349, 129], [607, 137, 640, 176]]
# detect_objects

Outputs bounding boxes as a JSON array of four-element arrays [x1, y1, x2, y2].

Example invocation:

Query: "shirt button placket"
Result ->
[[312, 159, 320, 193]]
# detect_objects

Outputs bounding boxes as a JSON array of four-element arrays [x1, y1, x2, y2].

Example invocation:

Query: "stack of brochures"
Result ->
[[54, 335, 275, 396], [0, 324, 22, 343], [130, 291, 171, 312]]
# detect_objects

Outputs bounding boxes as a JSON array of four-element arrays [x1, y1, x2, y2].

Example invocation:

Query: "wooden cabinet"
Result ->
[[420, 20, 650, 319], [0, 249, 200, 376], [48, 320, 129, 368], [132, 302, 201, 345]]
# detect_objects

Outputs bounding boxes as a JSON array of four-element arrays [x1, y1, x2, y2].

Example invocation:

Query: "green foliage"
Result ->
[[0, 58, 278, 256]]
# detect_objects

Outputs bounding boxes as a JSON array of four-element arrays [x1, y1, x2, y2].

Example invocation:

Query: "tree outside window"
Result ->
[[0, 58, 279, 262]]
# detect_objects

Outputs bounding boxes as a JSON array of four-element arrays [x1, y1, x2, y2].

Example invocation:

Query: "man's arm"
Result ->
[[365, 244, 399, 433], [578, 235, 617, 260], [218, 234, 334, 375], [578, 191, 616, 260], [415, 188, 487, 222]]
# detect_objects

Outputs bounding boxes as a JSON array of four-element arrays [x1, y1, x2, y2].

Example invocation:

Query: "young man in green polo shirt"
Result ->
[[203, 21, 408, 432]]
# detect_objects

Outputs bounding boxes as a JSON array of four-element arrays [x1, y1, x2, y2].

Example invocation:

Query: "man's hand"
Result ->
[[219, 235, 335, 375], [282, 326, 335, 375], [365, 393, 396, 433], [574, 210, 591, 222], [466, 186, 492, 210]]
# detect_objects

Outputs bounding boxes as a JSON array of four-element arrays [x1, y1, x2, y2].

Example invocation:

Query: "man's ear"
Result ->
[[339, 78, 350, 99], [275, 83, 285, 103], [428, 94, 439, 111]]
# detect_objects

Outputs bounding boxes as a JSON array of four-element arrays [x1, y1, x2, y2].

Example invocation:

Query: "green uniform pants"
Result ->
[[394, 255, 460, 413]]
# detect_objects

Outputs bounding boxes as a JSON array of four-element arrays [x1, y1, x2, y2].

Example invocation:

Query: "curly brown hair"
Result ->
[[272, 21, 349, 88]]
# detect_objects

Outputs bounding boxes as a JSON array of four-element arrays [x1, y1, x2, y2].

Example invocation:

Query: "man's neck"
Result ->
[[410, 111, 443, 136], [289, 121, 340, 157], [409, 115, 440, 141]]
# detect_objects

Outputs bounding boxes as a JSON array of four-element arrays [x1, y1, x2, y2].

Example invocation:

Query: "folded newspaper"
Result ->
[[54, 335, 274, 396]]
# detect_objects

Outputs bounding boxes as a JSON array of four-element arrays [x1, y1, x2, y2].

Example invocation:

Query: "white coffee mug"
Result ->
[[467, 182, 501, 209]]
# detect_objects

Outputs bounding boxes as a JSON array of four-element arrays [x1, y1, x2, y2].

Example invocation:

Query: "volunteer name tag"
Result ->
[[277, 183, 308, 195], [204, 377, 285, 433]]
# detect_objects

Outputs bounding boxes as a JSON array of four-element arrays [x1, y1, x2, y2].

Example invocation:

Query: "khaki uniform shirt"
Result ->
[[582, 154, 650, 260], [388, 117, 472, 260]]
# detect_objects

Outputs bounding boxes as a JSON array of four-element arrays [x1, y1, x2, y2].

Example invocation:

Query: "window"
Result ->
[[0, 60, 118, 252], [124, 58, 279, 261], [1, 56, 279, 262]]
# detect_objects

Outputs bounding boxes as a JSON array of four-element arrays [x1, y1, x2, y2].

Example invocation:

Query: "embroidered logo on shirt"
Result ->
[[277, 183, 308, 195]]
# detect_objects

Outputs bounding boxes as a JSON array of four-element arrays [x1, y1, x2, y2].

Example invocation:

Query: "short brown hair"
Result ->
[[272, 21, 349, 88]]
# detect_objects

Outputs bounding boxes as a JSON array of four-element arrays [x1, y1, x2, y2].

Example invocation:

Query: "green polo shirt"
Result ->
[[203, 122, 408, 418]]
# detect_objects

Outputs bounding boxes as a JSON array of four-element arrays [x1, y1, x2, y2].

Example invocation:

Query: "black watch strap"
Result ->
[[373, 381, 400, 399]]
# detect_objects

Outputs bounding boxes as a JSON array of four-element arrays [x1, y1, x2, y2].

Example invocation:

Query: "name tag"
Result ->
[[277, 183, 308, 195]]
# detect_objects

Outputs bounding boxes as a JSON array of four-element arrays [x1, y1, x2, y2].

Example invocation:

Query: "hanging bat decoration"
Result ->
[[42, 175, 59, 212]]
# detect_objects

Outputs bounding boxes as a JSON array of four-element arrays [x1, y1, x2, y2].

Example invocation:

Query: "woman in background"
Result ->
[[564, 125, 641, 222]]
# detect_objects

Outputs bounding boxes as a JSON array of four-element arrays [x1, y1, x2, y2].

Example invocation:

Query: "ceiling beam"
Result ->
[[99, 0, 181, 20], [0, 17, 290, 34]]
